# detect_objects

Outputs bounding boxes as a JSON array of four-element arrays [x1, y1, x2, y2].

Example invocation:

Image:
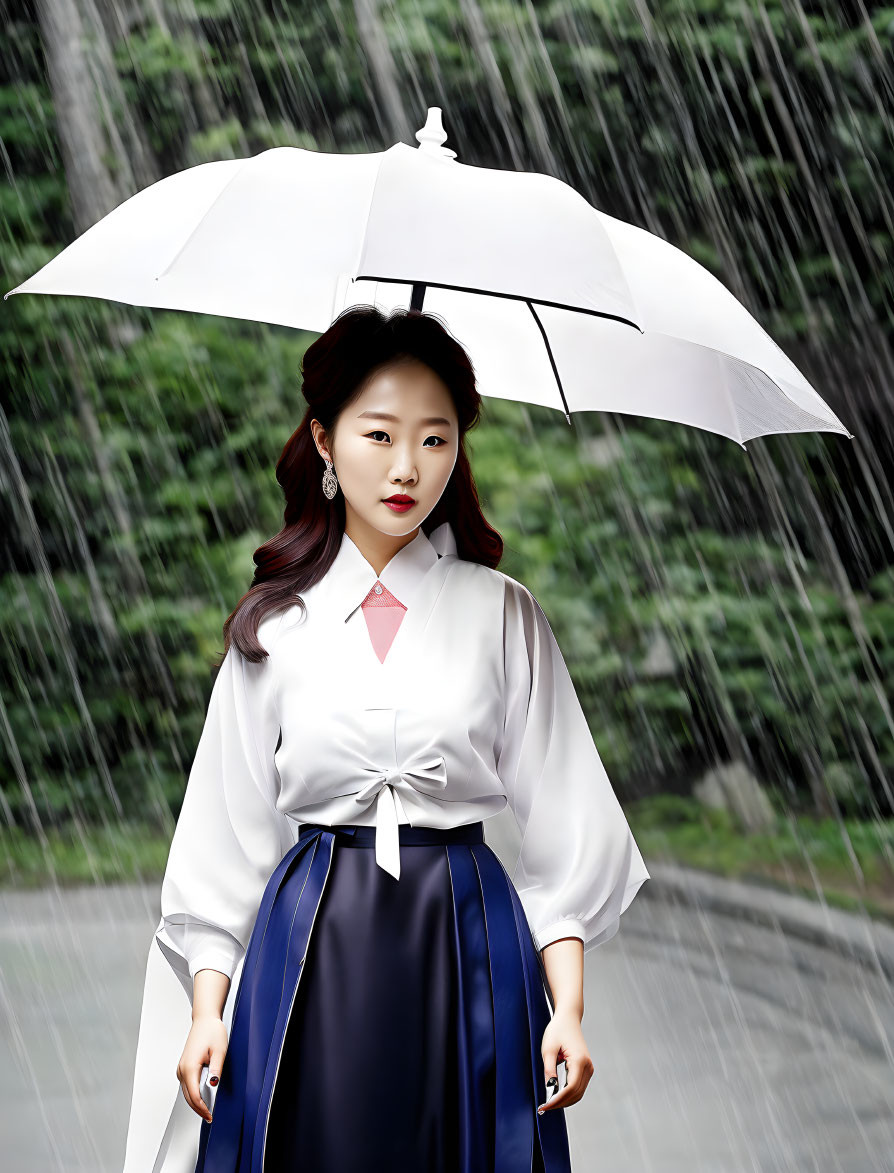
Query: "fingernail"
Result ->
[[209, 1076, 219, 1086], [537, 1107, 544, 1115]]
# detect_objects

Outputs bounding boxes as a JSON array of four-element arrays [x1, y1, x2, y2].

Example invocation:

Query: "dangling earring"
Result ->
[[322, 459, 338, 500]]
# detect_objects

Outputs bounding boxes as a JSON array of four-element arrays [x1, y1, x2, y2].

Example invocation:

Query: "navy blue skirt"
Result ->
[[194, 821, 572, 1172]]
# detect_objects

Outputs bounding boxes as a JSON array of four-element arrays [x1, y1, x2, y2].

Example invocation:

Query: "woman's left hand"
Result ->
[[537, 1009, 594, 1114]]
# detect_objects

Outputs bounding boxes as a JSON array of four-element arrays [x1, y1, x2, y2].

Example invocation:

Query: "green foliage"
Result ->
[[0, 821, 173, 887], [630, 793, 894, 924]]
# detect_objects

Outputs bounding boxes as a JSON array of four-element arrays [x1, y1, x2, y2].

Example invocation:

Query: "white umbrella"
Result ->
[[6, 107, 852, 448]]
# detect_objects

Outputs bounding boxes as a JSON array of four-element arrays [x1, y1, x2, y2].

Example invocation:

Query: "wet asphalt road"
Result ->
[[1, 878, 892, 1172]]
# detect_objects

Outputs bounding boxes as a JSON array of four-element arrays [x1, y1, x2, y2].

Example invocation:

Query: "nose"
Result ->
[[389, 452, 417, 483]]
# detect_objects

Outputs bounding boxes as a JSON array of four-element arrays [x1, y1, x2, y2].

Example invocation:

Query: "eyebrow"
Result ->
[[356, 410, 454, 427]]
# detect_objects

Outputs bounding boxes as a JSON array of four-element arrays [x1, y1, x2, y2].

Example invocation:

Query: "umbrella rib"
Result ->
[[354, 274, 644, 331], [406, 278, 572, 423], [364, 274, 645, 425], [525, 299, 572, 425], [155, 157, 254, 282]]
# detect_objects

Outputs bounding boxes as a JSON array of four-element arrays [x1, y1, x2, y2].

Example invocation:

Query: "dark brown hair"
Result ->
[[221, 304, 504, 663]]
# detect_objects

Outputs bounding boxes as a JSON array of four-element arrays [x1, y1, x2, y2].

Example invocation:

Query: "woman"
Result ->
[[140, 305, 649, 1172]]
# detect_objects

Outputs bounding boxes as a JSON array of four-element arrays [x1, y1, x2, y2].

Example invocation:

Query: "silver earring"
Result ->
[[322, 459, 338, 499]]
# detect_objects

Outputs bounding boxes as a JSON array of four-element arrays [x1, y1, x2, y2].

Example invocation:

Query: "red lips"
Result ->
[[383, 494, 415, 504]]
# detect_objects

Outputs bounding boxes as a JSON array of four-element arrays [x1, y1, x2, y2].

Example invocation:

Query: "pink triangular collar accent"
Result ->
[[361, 581, 407, 663]]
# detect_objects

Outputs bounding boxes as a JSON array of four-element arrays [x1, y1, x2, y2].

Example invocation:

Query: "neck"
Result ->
[[343, 510, 421, 577]]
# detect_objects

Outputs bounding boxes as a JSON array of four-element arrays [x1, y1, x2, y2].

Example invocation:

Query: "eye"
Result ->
[[365, 431, 447, 448]]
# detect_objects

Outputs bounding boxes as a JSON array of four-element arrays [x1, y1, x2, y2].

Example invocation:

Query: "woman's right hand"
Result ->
[[177, 1014, 229, 1123]]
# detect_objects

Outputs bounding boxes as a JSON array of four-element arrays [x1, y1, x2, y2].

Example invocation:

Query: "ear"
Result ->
[[309, 419, 331, 462]]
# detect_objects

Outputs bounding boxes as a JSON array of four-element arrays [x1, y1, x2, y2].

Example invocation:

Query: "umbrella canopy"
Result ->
[[5, 107, 853, 448]]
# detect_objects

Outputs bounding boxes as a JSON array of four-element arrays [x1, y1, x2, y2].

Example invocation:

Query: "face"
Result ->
[[311, 358, 459, 545]]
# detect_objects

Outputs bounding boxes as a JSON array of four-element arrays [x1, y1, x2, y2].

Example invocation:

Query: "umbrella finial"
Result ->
[[416, 107, 457, 161]]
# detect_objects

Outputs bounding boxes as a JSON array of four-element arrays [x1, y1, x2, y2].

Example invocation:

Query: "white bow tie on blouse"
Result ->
[[353, 752, 448, 879]]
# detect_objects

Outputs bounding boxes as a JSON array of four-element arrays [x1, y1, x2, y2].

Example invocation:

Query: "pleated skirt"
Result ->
[[194, 820, 573, 1173]]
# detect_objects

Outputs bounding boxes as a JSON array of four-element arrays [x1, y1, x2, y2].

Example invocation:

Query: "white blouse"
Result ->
[[156, 521, 650, 982]]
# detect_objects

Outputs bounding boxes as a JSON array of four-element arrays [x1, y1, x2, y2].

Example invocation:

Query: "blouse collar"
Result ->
[[326, 525, 442, 622]]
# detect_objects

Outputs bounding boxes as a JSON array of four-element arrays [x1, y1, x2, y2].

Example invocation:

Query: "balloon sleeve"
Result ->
[[497, 576, 650, 954], [155, 623, 293, 997]]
